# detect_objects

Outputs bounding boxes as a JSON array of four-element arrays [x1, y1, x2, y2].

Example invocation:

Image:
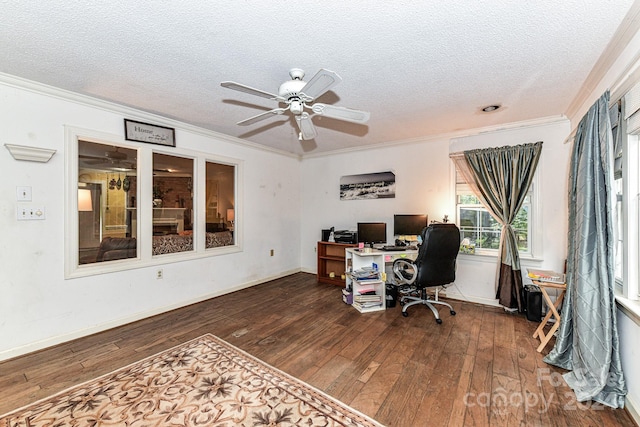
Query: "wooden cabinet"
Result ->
[[317, 241, 356, 286]]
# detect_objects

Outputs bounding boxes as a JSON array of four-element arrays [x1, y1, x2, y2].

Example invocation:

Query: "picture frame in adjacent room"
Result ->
[[124, 119, 176, 147], [340, 171, 396, 200]]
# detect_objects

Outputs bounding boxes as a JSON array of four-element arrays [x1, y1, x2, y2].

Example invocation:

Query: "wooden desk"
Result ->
[[532, 280, 566, 352]]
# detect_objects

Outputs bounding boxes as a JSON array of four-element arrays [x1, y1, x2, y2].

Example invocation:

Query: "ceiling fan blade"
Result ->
[[237, 108, 288, 126], [221, 81, 285, 102], [298, 69, 342, 102], [310, 103, 370, 123], [295, 113, 317, 140]]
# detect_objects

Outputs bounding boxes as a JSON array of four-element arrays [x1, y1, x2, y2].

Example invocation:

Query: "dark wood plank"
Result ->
[[0, 273, 635, 426]]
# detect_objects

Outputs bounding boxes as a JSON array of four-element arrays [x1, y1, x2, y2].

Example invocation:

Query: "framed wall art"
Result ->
[[124, 119, 175, 147], [340, 171, 396, 200]]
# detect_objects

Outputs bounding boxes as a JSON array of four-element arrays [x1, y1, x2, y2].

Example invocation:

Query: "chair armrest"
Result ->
[[392, 258, 418, 285]]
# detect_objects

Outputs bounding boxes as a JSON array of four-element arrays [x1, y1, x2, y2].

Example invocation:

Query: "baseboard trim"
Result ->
[[440, 290, 501, 308], [0, 268, 301, 362], [626, 394, 640, 426]]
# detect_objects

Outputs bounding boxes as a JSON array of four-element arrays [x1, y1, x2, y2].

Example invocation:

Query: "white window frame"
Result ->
[[65, 125, 243, 279], [452, 165, 542, 260], [617, 129, 639, 301]]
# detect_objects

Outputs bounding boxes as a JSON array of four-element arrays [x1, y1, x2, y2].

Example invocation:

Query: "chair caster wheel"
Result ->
[[402, 311, 408, 317], [450, 310, 456, 315], [436, 318, 442, 324]]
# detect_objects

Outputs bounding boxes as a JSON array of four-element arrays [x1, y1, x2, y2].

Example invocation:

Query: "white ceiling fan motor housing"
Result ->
[[278, 80, 306, 100]]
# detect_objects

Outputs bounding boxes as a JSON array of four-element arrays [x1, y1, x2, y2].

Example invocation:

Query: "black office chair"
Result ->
[[392, 223, 461, 324]]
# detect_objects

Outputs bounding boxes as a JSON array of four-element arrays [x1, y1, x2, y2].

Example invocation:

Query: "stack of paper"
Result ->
[[527, 268, 565, 284]]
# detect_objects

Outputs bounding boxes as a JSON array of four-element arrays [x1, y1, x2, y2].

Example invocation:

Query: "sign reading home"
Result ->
[[124, 119, 175, 147], [340, 171, 396, 200]]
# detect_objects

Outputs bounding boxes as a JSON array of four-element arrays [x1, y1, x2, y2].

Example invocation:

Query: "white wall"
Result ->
[[300, 120, 571, 306], [0, 79, 302, 360]]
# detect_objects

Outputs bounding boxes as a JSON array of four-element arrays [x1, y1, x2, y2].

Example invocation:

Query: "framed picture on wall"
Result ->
[[124, 119, 176, 147], [340, 171, 396, 200]]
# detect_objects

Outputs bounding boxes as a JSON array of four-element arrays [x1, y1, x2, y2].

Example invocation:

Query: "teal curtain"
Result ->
[[464, 142, 542, 310], [544, 91, 627, 408]]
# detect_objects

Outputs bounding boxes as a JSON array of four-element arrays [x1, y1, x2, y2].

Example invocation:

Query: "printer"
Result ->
[[333, 230, 357, 244], [321, 228, 357, 244]]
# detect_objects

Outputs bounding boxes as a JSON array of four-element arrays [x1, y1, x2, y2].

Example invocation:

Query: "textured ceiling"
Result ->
[[1, 1, 636, 157]]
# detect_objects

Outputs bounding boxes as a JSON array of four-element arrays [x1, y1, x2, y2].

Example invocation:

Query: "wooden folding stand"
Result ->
[[532, 280, 567, 352]]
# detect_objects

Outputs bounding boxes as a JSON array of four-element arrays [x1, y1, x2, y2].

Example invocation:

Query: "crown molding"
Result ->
[[565, 1, 640, 122], [0, 72, 300, 160], [302, 115, 568, 159], [0, 71, 570, 162]]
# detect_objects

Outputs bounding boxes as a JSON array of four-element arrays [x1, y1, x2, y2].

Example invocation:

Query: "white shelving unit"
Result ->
[[345, 249, 386, 313]]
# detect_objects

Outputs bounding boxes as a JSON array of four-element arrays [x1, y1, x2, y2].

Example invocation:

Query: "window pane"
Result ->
[[455, 170, 532, 254], [152, 153, 194, 255], [458, 194, 480, 204], [78, 140, 137, 264], [478, 209, 500, 249], [614, 177, 623, 281], [206, 161, 235, 248], [513, 204, 530, 251]]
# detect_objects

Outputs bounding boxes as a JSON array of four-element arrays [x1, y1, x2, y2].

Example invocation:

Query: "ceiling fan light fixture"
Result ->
[[221, 68, 369, 142], [290, 99, 303, 115], [481, 104, 502, 113]]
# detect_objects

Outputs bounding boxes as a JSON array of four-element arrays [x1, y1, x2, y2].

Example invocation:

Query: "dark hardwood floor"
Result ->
[[0, 272, 635, 426]]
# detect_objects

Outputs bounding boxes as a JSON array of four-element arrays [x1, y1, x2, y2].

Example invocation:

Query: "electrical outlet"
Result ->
[[16, 206, 45, 220], [156, 269, 163, 279]]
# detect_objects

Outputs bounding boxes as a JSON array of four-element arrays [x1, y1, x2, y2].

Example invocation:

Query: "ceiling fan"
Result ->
[[221, 68, 370, 140], [79, 147, 135, 170]]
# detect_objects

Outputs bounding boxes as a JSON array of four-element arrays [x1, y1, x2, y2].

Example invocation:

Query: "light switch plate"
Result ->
[[17, 206, 45, 220], [16, 186, 32, 201]]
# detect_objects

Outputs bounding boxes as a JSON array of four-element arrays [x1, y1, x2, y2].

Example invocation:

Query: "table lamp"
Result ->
[[78, 188, 93, 212]]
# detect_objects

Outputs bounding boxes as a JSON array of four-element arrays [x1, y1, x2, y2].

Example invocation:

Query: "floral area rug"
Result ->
[[1, 334, 383, 426]]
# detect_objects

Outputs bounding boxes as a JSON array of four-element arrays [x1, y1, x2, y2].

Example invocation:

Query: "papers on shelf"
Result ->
[[527, 268, 565, 284], [350, 266, 383, 288], [356, 286, 376, 294], [354, 294, 382, 302], [351, 267, 380, 280], [352, 301, 383, 309]]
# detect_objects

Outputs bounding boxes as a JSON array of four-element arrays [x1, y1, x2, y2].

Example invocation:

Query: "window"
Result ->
[[614, 156, 623, 283], [152, 153, 194, 255], [206, 161, 236, 246], [455, 169, 534, 256], [66, 126, 240, 278], [612, 84, 639, 300], [615, 88, 640, 299], [77, 139, 138, 264]]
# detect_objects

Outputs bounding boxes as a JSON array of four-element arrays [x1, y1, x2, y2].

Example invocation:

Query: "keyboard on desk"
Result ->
[[381, 245, 418, 251]]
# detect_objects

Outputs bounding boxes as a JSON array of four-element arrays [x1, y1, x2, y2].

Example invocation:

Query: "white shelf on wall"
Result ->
[[5, 143, 56, 162]]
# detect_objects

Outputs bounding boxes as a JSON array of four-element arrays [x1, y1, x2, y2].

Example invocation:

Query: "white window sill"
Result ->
[[458, 252, 544, 263], [615, 294, 640, 327]]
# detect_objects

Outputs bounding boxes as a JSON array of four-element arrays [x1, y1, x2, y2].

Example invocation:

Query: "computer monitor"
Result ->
[[357, 222, 387, 247], [394, 214, 428, 236]]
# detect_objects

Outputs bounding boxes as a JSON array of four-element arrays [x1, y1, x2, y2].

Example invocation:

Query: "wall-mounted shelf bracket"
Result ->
[[5, 143, 56, 162]]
